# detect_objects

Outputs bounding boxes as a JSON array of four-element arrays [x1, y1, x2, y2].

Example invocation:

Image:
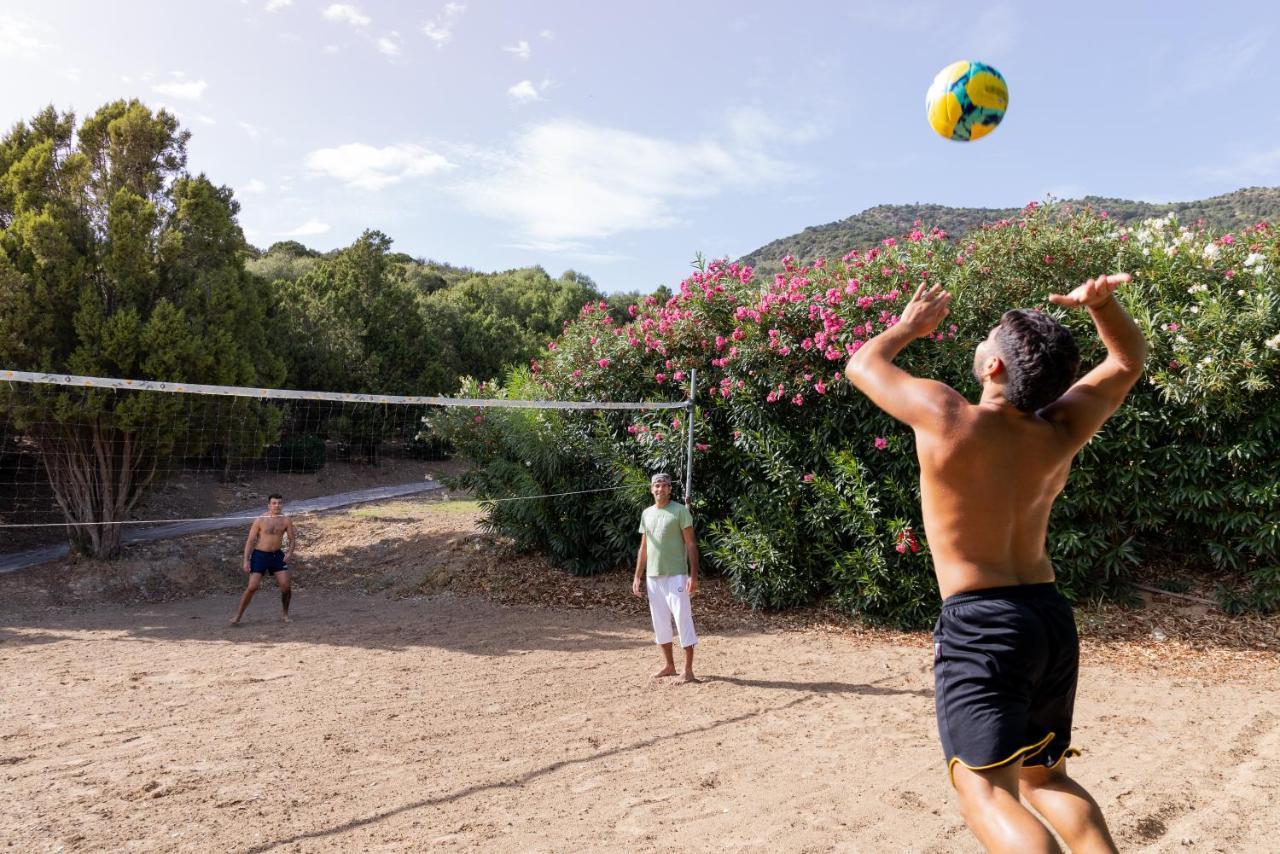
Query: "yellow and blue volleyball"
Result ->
[[925, 60, 1008, 142]]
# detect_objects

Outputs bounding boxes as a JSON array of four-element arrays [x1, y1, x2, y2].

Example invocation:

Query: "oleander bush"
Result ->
[[437, 202, 1280, 626]]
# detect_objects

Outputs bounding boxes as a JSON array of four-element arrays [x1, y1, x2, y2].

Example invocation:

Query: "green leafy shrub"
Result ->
[[439, 203, 1280, 625]]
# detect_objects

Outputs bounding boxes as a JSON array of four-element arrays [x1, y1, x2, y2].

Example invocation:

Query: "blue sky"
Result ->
[[1, 1, 1278, 293]]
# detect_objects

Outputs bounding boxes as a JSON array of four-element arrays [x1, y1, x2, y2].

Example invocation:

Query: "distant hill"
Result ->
[[739, 187, 1280, 275]]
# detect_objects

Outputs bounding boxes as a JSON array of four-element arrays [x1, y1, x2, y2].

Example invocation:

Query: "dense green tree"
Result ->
[[421, 266, 601, 386], [0, 101, 283, 556]]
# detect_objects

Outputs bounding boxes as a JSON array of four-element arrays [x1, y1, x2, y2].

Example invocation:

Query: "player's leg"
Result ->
[[668, 576, 698, 682], [952, 762, 1060, 853], [646, 576, 677, 677], [1020, 760, 1116, 853], [275, 570, 292, 622], [231, 573, 263, 625]]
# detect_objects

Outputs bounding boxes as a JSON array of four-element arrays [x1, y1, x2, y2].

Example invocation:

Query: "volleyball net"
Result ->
[[0, 370, 695, 564]]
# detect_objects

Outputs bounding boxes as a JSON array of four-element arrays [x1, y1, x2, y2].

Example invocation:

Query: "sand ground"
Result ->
[[1, 498, 1278, 852]]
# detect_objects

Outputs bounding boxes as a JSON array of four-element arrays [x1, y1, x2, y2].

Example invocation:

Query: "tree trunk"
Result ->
[[38, 422, 155, 559]]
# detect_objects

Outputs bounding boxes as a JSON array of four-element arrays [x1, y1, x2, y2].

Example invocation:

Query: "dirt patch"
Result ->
[[1, 499, 1278, 851]]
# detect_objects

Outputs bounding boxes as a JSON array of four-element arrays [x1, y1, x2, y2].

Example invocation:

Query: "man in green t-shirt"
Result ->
[[632, 472, 700, 682]]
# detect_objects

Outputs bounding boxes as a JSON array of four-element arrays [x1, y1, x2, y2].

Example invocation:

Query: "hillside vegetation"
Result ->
[[741, 187, 1280, 275]]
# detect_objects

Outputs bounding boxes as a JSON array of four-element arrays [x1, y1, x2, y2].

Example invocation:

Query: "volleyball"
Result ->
[[925, 60, 1008, 142]]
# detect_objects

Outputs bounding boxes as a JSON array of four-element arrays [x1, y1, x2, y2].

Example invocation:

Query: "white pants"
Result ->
[[647, 575, 697, 648]]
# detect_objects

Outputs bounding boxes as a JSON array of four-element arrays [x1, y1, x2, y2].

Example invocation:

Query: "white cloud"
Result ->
[[539, 29, 553, 40], [422, 2, 465, 46], [377, 31, 401, 56], [323, 4, 370, 27], [322, 44, 341, 54], [242, 178, 267, 194], [846, 2, 942, 29], [502, 39, 530, 60], [281, 219, 331, 237], [454, 117, 804, 243], [1203, 147, 1280, 182], [0, 14, 51, 56], [152, 76, 208, 101], [1182, 31, 1266, 96], [195, 114, 217, 126], [507, 80, 540, 103], [305, 143, 455, 190], [264, 0, 292, 11], [63, 68, 81, 83], [239, 121, 260, 138], [963, 3, 1017, 58]]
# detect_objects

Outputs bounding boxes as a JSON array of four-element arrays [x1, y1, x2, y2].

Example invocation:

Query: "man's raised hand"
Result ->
[[900, 282, 952, 338], [1048, 273, 1131, 310]]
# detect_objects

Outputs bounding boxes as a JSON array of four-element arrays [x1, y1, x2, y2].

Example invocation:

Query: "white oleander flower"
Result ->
[[1243, 252, 1264, 267], [1266, 333, 1280, 351], [1203, 243, 1220, 260]]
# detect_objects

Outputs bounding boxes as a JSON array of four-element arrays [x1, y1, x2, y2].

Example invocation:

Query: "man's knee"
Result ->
[[246, 577, 261, 593], [1019, 760, 1070, 794]]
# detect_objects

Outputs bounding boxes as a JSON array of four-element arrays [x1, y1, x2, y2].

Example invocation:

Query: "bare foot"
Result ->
[[229, 619, 241, 627], [281, 614, 291, 623], [680, 672, 699, 684], [652, 667, 677, 678]]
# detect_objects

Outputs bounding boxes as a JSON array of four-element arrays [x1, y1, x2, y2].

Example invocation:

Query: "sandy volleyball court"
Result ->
[[2, 499, 1278, 852], [2, 586, 1278, 852]]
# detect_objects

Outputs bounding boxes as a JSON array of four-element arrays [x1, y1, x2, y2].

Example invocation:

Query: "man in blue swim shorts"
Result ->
[[846, 274, 1146, 852], [231, 494, 297, 625]]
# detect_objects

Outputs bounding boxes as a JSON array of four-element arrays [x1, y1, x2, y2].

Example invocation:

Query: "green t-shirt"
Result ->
[[639, 501, 694, 577]]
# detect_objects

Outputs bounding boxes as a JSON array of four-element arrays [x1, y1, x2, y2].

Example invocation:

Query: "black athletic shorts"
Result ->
[[249, 549, 287, 575], [933, 582, 1080, 782]]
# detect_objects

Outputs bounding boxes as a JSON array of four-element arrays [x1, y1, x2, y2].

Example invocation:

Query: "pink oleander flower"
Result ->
[[655, 372, 667, 383], [655, 433, 665, 441], [803, 473, 815, 483], [695, 443, 709, 452], [874, 437, 888, 450], [671, 418, 681, 429], [597, 358, 610, 368], [895, 542, 908, 554], [792, 393, 804, 406], [814, 380, 827, 395], [627, 424, 638, 434], [473, 415, 484, 424], [547, 341, 557, 350], [674, 370, 686, 381]]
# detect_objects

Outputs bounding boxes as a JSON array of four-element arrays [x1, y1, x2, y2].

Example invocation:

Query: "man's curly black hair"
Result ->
[[995, 309, 1081, 413]]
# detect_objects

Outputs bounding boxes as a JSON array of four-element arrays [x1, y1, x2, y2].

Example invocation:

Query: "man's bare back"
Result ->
[[846, 274, 1146, 853], [917, 404, 1074, 598]]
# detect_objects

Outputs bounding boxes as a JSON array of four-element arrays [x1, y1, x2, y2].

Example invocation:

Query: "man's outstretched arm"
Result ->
[[845, 282, 967, 428], [1041, 274, 1148, 447]]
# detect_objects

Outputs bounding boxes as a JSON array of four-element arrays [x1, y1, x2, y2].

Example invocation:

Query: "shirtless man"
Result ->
[[845, 274, 1145, 853], [231, 493, 296, 625]]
